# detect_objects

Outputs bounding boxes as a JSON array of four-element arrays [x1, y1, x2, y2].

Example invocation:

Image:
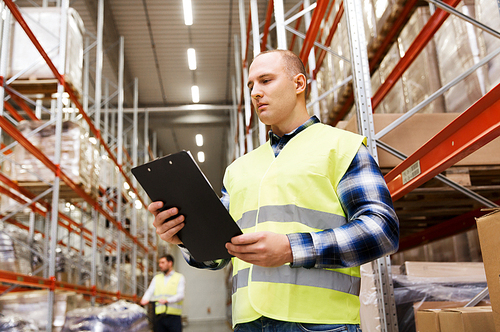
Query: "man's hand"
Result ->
[[158, 299, 168, 304], [140, 299, 149, 306], [225, 231, 293, 267], [148, 202, 185, 245]]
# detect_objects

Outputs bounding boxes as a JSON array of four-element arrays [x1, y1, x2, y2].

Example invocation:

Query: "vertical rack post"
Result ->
[[303, 0, 321, 118], [143, 109, 150, 290], [47, 1, 69, 329], [233, 34, 245, 157], [131, 77, 139, 297], [274, 0, 287, 49], [343, 0, 396, 330], [116, 36, 125, 295], [238, 0, 253, 153], [0, 8, 11, 141], [250, 0, 266, 146]]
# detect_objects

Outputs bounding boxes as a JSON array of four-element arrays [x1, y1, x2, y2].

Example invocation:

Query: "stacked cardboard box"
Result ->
[[476, 209, 500, 332], [416, 306, 495, 332]]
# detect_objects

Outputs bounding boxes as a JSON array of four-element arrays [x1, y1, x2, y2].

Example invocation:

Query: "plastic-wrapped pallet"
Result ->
[[0, 290, 87, 332], [434, 1, 491, 113], [9, 120, 99, 200], [475, 0, 500, 90], [0, 225, 43, 275], [371, 42, 407, 114], [398, 7, 446, 114], [61, 300, 149, 332], [8, 7, 84, 97], [0, 315, 38, 332]]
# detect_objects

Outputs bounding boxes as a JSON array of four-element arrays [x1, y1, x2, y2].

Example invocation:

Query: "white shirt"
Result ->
[[141, 270, 185, 304]]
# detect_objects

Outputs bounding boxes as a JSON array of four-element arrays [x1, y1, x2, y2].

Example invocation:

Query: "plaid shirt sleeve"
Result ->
[[288, 144, 399, 269]]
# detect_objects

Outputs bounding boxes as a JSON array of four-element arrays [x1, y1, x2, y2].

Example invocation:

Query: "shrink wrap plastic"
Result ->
[[0, 316, 38, 332], [0, 290, 88, 332], [61, 300, 149, 332], [8, 7, 84, 96], [360, 263, 489, 332], [316, 0, 499, 120], [9, 120, 99, 198]]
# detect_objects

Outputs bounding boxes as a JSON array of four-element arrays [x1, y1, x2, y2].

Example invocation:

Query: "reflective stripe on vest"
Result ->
[[232, 266, 361, 296], [153, 272, 183, 315], [224, 123, 366, 326], [236, 204, 347, 230]]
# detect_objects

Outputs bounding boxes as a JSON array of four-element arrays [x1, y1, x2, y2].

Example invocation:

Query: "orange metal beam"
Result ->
[[0, 269, 138, 302], [385, 83, 500, 202], [313, 1, 343, 79], [398, 199, 500, 251], [6, 90, 39, 120], [299, 0, 329, 64], [261, 0, 274, 52], [4, 101, 25, 122]]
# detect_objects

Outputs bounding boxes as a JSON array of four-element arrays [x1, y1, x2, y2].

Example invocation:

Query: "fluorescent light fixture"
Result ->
[[123, 182, 130, 190], [197, 151, 205, 163], [195, 134, 203, 147], [191, 85, 200, 103], [183, 0, 193, 25], [135, 200, 142, 210], [187, 48, 197, 70]]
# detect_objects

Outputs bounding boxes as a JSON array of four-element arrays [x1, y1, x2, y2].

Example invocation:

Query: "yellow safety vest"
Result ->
[[153, 272, 183, 315], [223, 123, 366, 326]]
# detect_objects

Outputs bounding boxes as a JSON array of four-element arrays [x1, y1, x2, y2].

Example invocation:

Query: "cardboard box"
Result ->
[[415, 301, 490, 332], [439, 307, 495, 332], [416, 309, 441, 332], [476, 208, 500, 332], [401, 261, 486, 283]]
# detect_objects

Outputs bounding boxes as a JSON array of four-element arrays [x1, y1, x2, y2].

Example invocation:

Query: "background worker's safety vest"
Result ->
[[153, 272, 183, 315], [223, 123, 366, 327]]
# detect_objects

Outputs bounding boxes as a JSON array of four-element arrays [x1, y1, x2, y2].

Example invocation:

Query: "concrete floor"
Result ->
[[183, 319, 233, 332]]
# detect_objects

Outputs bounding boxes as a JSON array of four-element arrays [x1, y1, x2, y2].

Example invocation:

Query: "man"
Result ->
[[149, 50, 399, 331], [140, 254, 185, 332]]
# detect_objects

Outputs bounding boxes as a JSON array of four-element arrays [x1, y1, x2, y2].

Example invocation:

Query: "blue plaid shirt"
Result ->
[[181, 116, 399, 269]]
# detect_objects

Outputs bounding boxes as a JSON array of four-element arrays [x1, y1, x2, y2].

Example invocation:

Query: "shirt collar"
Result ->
[[269, 115, 320, 145]]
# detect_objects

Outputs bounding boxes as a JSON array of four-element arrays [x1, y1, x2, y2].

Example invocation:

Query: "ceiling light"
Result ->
[[195, 134, 203, 146], [183, 0, 193, 26], [187, 48, 197, 70], [197, 151, 205, 163], [191, 85, 199, 103]]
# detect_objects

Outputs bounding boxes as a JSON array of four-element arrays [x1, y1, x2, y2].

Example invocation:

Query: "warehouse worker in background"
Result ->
[[149, 50, 399, 332], [140, 254, 185, 332]]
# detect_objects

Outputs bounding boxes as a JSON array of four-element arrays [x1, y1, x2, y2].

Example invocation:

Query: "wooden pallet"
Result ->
[[17, 180, 95, 201], [383, 165, 500, 238]]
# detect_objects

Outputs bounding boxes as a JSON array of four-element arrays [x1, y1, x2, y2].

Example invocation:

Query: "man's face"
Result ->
[[159, 258, 172, 273], [247, 52, 299, 134]]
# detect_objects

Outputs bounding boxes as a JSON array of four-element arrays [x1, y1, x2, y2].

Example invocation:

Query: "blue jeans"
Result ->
[[234, 317, 362, 332]]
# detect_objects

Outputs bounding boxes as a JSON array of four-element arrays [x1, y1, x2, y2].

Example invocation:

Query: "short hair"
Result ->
[[255, 49, 308, 96], [159, 254, 174, 265]]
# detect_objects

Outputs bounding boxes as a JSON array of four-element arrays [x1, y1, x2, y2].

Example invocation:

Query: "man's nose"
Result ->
[[251, 85, 262, 99]]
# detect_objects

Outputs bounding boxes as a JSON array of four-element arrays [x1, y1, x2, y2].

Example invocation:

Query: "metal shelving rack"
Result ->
[[0, 0, 158, 330], [234, 0, 500, 331]]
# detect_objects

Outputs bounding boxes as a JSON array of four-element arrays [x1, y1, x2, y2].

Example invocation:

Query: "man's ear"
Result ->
[[294, 73, 307, 95]]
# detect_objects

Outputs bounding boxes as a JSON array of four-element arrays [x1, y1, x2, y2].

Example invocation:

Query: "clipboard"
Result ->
[[131, 150, 242, 261]]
